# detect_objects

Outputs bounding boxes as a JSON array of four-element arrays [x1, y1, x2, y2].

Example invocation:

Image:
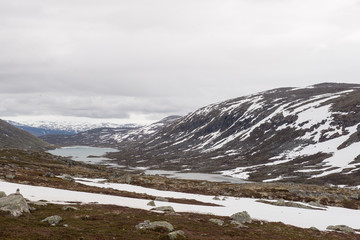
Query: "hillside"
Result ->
[[107, 83, 360, 186], [0, 119, 55, 150]]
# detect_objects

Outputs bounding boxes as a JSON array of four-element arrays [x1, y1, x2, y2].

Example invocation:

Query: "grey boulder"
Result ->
[[0, 193, 30, 217]]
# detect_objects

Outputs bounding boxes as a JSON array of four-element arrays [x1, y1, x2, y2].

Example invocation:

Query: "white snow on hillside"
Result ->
[[1, 179, 359, 232]]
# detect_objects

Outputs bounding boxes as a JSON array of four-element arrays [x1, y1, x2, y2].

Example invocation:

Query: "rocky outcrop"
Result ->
[[0, 192, 30, 217], [0, 191, 6, 198], [135, 220, 174, 232]]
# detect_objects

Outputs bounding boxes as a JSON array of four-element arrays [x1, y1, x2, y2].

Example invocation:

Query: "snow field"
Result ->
[[1, 179, 359, 232]]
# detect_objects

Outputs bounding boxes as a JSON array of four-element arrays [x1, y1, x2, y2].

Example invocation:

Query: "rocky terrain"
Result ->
[[0, 148, 360, 239], [100, 83, 360, 186], [0, 119, 55, 150]]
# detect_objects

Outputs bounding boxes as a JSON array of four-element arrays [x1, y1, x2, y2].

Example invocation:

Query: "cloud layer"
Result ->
[[1, 0, 360, 121]]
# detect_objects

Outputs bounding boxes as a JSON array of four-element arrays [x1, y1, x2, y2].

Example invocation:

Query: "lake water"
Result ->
[[49, 146, 247, 183], [48, 146, 119, 166]]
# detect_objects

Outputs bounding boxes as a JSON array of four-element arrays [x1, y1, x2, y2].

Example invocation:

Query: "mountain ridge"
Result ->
[[0, 119, 55, 150]]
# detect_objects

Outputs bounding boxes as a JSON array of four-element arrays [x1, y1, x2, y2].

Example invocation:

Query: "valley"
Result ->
[[1, 83, 360, 239]]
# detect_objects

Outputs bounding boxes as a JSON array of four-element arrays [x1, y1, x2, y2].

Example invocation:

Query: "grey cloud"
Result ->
[[1, 0, 360, 121]]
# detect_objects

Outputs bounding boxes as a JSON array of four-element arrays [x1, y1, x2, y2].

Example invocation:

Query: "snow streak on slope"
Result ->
[[111, 83, 360, 185]]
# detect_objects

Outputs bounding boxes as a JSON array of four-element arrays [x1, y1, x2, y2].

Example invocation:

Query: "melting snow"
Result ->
[[1, 179, 359, 232]]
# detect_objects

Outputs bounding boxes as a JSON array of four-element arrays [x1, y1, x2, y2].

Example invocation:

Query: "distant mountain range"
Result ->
[[39, 116, 181, 147], [5, 118, 138, 136], [0, 119, 55, 150]]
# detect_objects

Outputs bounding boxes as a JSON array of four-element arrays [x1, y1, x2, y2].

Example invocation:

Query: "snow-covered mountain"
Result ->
[[3, 116, 139, 136], [40, 116, 181, 147], [107, 83, 360, 186]]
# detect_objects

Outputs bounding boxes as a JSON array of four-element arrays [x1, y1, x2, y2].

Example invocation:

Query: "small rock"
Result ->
[[231, 211, 252, 224], [135, 220, 174, 232], [209, 218, 224, 226], [125, 174, 132, 184], [62, 174, 74, 182], [147, 200, 156, 206], [41, 215, 62, 226], [308, 201, 326, 208], [5, 174, 15, 179], [168, 230, 186, 240], [155, 196, 168, 202], [0, 191, 6, 198], [309, 226, 319, 231], [151, 206, 175, 213], [326, 225, 355, 233], [213, 196, 220, 200], [230, 221, 248, 228], [32, 201, 48, 206], [43, 172, 55, 178], [62, 206, 79, 211]]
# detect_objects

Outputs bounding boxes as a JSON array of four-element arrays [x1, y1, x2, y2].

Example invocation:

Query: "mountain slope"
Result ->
[[0, 119, 55, 150], [108, 83, 360, 185]]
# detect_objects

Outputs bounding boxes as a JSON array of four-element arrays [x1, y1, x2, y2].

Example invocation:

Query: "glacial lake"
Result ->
[[48, 146, 119, 166], [49, 146, 247, 183]]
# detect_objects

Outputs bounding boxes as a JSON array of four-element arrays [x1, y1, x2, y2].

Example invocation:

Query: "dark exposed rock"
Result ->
[[147, 200, 155, 206], [0, 191, 6, 198]]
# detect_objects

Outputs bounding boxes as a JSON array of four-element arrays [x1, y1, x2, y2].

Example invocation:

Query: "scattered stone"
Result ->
[[41, 215, 62, 226], [209, 218, 224, 226], [350, 193, 360, 200], [62, 206, 79, 211], [5, 174, 15, 179], [256, 199, 324, 210], [43, 172, 55, 178], [155, 196, 168, 202], [151, 206, 175, 213], [213, 196, 220, 200], [0, 193, 30, 217], [168, 230, 186, 240], [230, 220, 248, 228], [309, 226, 319, 231], [308, 201, 326, 208], [0, 191, 6, 198], [135, 220, 174, 232], [231, 211, 252, 224], [326, 225, 355, 233], [62, 174, 74, 182], [125, 174, 132, 184], [147, 200, 156, 206], [31, 201, 48, 206]]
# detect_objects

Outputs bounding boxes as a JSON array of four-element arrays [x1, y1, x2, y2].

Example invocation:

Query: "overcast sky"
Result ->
[[1, 0, 360, 123]]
